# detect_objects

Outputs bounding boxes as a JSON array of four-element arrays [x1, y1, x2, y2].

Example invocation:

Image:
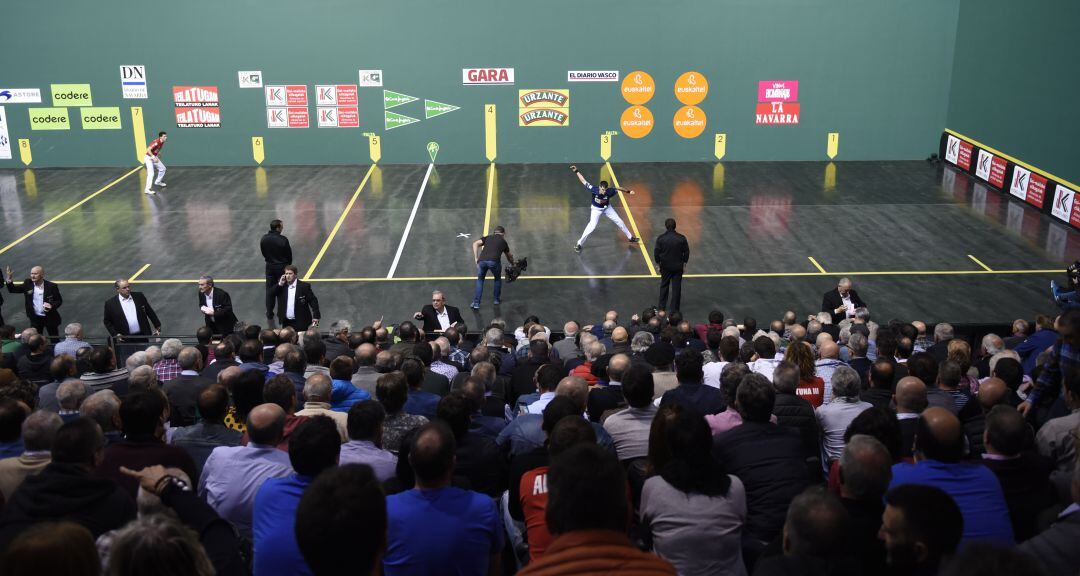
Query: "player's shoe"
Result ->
[[143, 189, 156, 195], [493, 299, 501, 305], [470, 302, 480, 310], [155, 182, 167, 187], [574, 244, 582, 253], [629, 236, 640, 243]]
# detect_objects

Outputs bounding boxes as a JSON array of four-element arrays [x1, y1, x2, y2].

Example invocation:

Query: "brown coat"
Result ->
[[518, 529, 675, 576]]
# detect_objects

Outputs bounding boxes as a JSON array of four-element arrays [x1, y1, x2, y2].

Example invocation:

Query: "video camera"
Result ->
[[1068, 261, 1080, 288], [505, 257, 528, 283]]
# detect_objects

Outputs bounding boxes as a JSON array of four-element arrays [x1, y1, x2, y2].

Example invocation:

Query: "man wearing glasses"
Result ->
[[415, 291, 464, 334]]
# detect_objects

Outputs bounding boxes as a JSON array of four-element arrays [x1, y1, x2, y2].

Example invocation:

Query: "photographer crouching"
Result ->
[[1050, 261, 1080, 311], [470, 225, 515, 310]]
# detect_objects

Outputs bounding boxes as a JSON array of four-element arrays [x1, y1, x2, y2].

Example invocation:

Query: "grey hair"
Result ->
[[81, 390, 121, 432], [816, 312, 832, 325], [106, 513, 214, 576], [839, 434, 892, 499], [56, 380, 89, 411], [144, 346, 162, 365], [483, 327, 504, 346], [934, 322, 954, 341], [330, 319, 351, 334], [830, 366, 862, 400], [837, 277, 852, 286], [989, 350, 1020, 374], [431, 290, 444, 299], [22, 410, 63, 452], [177, 347, 202, 371], [160, 338, 183, 359], [981, 333, 1005, 356], [125, 351, 149, 371], [199, 275, 214, 285], [585, 341, 606, 362], [721, 326, 740, 339], [854, 307, 871, 322], [847, 333, 868, 357], [129, 365, 158, 389], [303, 375, 333, 402], [631, 331, 654, 353], [64, 323, 82, 337], [470, 361, 497, 389]]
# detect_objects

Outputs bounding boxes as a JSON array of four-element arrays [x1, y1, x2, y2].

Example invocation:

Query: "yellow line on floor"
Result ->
[[967, 254, 993, 272], [0, 166, 142, 256], [304, 164, 375, 280], [128, 264, 151, 282], [807, 256, 827, 274], [605, 162, 658, 277], [483, 162, 495, 236]]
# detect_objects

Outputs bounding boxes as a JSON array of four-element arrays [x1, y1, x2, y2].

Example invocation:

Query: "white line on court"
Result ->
[[387, 163, 434, 278]]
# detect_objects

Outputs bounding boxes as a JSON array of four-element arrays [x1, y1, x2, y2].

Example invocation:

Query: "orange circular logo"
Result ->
[[621, 105, 654, 139], [621, 71, 655, 105], [674, 71, 708, 105], [673, 106, 706, 139]]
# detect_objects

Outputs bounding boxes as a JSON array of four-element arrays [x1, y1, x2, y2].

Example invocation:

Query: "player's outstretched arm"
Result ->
[[570, 165, 589, 187]]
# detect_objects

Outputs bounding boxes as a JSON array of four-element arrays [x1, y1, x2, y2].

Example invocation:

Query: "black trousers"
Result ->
[[30, 315, 61, 340], [658, 268, 684, 312], [265, 269, 283, 318]]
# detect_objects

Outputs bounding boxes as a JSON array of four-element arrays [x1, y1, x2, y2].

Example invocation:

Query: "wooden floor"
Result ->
[[0, 160, 1073, 337]]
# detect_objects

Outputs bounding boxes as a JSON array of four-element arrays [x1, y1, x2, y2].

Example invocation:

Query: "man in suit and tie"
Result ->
[[273, 265, 320, 331], [414, 291, 464, 334], [4, 265, 62, 338], [197, 275, 238, 336], [103, 279, 162, 342], [653, 218, 690, 313], [261, 219, 293, 326], [822, 277, 867, 324]]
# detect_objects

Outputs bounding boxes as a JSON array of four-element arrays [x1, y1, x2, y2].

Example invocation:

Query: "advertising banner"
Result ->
[[173, 86, 219, 107], [0, 107, 10, 159], [80, 107, 123, 129], [28, 108, 70, 130], [120, 66, 148, 99], [175, 107, 220, 128], [50, 84, 92, 107]]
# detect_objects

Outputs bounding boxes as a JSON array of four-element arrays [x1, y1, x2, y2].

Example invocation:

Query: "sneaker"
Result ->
[[470, 302, 480, 310], [493, 300, 501, 306], [1051, 279, 1061, 298], [629, 236, 640, 243], [574, 244, 582, 253], [156, 182, 167, 187], [143, 189, 156, 195]]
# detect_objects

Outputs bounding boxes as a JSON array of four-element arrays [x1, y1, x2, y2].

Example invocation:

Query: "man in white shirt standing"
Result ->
[[5, 265, 63, 339], [272, 265, 320, 331], [103, 279, 162, 342]]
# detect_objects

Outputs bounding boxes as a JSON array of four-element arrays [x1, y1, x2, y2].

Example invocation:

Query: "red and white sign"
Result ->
[[175, 107, 220, 128], [1009, 166, 1047, 208], [463, 68, 515, 85], [757, 80, 799, 102], [755, 102, 800, 125], [944, 135, 960, 164], [317, 107, 359, 128], [286, 85, 307, 106], [267, 107, 308, 128], [975, 149, 1007, 188], [316, 85, 357, 106], [956, 140, 973, 171], [1051, 183, 1075, 222], [265, 85, 286, 106], [172, 86, 219, 107]]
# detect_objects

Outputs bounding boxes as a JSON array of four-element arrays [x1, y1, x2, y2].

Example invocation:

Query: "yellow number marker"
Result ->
[[131, 107, 146, 163], [252, 137, 265, 165], [714, 133, 726, 160], [827, 132, 839, 159], [18, 139, 31, 166], [485, 105, 496, 161]]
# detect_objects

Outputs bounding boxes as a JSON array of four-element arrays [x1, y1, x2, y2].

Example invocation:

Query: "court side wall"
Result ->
[[946, 0, 1080, 185], [0, 0, 958, 167]]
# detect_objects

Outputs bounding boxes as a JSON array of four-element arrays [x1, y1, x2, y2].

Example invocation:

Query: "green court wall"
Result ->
[[0, 0, 961, 167]]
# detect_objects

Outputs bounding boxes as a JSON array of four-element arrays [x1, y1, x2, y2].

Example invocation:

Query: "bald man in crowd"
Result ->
[[815, 340, 846, 403], [959, 376, 1010, 456], [351, 343, 380, 397], [889, 407, 1014, 544], [894, 376, 927, 459], [5, 265, 63, 338]]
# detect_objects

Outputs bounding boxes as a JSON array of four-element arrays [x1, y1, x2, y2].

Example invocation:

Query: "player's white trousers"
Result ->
[[144, 156, 165, 189], [577, 205, 632, 245]]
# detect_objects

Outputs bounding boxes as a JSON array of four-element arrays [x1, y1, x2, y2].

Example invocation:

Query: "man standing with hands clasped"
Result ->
[[470, 226, 515, 310], [569, 165, 638, 253], [5, 265, 62, 339], [654, 219, 689, 313]]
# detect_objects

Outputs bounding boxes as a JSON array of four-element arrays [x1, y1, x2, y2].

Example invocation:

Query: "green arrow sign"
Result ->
[[427, 142, 439, 162], [383, 90, 418, 109], [384, 110, 420, 130], [425, 99, 460, 119]]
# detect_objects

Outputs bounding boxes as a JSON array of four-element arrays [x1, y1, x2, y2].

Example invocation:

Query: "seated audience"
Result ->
[[660, 348, 724, 416], [340, 400, 398, 482], [170, 385, 242, 475], [295, 464, 387, 576], [816, 366, 872, 465], [603, 363, 657, 462], [0, 410, 62, 500], [377, 371, 428, 454]]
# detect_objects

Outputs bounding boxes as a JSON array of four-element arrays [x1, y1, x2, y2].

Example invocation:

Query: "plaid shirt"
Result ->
[[154, 358, 182, 383], [448, 347, 469, 369], [1033, 341, 1075, 406], [430, 360, 459, 382]]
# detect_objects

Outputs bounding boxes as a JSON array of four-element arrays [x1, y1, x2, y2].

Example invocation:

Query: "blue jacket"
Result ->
[[1014, 329, 1059, 375]]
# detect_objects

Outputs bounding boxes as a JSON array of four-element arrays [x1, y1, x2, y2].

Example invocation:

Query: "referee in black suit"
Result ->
[[654, 218, 690, 312]]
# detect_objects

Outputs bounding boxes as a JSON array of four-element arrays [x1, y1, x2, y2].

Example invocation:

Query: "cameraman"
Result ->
[[470, 225, 514, 310], [1051, 261, 1080, 311]]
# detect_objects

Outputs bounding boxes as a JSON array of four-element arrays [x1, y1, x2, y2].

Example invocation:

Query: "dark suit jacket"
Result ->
[[199, 287, 238, 335], [103, 292, 161, 337], [273, 281, 320, 329], [418, 304, 464, 333], [163, 374, 216, 427], [821, 288, 867, 324], [260, 231, 292, 272], [653, 230, 689, 273], [7, 279, 62, 323]]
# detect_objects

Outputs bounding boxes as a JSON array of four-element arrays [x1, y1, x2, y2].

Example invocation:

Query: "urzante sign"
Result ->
[[463, 68, 514, 85]]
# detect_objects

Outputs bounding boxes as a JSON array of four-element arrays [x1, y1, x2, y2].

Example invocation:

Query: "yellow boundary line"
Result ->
[[0, 166, 142, 256], [128, 264, 151, 282], [605, 161, 658, 277], [967, 254, 993, 272], [303, 165, 376, 280], [483, 163, 495, 236], [807, 256, 827, 274], [945, 129, 1080, 192]]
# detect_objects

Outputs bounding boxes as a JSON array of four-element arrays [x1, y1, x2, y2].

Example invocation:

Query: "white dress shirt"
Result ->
[[204, 290, 214, 310], [840, 293, 855, 318], [119, 294, 140, 334], [32, 283, 44, 316], [435, 307, 450, 330], [286, 281, 297, 319]]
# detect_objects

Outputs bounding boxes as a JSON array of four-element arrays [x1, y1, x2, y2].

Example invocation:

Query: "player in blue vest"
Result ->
[[570, 165, 639, 252]]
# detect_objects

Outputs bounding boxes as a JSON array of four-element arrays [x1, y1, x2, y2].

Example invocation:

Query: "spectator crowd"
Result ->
[[0, 296, 1076, 576]]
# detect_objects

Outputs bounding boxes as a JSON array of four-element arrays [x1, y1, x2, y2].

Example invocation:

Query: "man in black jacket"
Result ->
[[197, 275, 238, 336], [415, 291, 464, 334], [653, 218, 689, 313], [163, 347, 216, 427], [4, 265, 62, 338], [771, 360, 820, 463], [273, 265, 320, 331], [103, 280, 162, 342], [821, 277, 866, 324], [260, 219, 293, 325], [0, 417, 135, 548]]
